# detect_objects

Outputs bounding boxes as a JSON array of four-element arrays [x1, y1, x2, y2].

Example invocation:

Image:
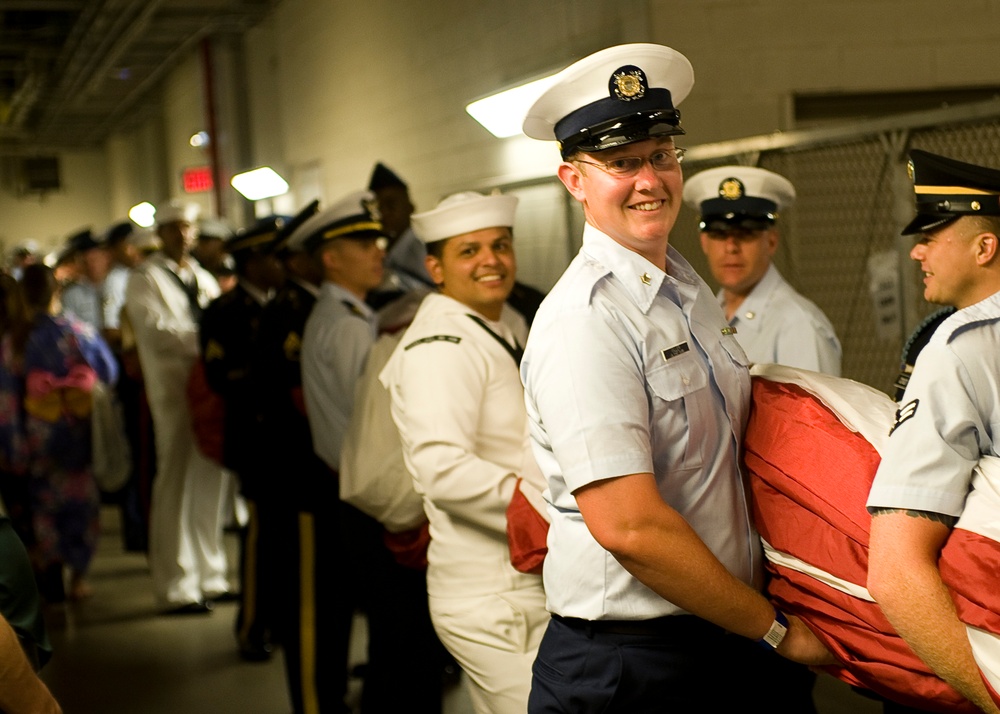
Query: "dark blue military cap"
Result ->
[[64, 227, 100, 254], [368, 162, 407, 192], [226, 215, 290, 256], [903, 149, 1000, 235], [103, 220, 136, 246], [270, 199, 321, 255]]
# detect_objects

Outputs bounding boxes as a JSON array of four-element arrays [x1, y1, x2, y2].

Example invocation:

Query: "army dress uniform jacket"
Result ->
[[200, 281, 268, 498], [255, 278, 324, 510]]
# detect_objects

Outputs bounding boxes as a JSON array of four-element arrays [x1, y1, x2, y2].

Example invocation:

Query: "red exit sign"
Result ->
[[183, 166, 214, 193]]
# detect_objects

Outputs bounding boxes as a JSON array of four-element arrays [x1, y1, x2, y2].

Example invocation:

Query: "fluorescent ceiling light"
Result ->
[[231, 166, 289, 201], [466, 74, 557, 138], [128, 201, 156, 228]]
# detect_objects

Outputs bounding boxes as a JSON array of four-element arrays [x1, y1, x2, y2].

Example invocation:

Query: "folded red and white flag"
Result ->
[[745, 363, 1000, 713]]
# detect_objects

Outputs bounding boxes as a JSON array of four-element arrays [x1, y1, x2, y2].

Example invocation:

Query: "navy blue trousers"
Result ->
[[528, 614, 817, 713]]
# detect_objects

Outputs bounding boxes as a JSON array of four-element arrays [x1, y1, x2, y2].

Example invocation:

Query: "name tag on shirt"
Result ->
[[661, 342, 689, 361]]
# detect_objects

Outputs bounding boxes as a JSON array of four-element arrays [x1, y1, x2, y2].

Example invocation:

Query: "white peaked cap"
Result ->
[[683, 165, 796, 216], [155, 200, 201, 226]]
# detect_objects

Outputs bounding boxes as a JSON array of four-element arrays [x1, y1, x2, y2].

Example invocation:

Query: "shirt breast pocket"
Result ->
[[645, 352, 709, 472]]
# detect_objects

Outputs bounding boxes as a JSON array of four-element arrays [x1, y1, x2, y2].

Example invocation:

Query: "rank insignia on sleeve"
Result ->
[[404, 335, 461, 350], [889, 399, 919, 435], [205, 340, 225, 362], [661, 342, 690, 361], [283, 332, 302, 361]]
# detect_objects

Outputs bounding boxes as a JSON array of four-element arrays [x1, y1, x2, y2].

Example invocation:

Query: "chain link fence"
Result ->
[[673, 100, 1000, 394], [499, 99, 1000, 395]]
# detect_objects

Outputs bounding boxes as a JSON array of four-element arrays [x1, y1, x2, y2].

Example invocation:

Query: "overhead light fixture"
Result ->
[[466, 74, 557, 138], [189, 131, 210, 148], [231, 167, 289, 201], [129, 201, 156, 228]]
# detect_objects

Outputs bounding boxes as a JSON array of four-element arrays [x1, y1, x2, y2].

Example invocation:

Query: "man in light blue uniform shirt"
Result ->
[[684, 165, 842, 375], [299, 190, 443, 713], [60, 228, 109, 331], [868, 150, 1000, 714], [520, 43, 831, 713]]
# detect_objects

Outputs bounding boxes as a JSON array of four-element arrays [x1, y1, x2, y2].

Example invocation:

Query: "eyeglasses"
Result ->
[[574, 147, 686, 177]]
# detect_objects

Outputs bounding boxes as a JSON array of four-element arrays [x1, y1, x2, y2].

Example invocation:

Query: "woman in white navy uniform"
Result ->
[[380, 191, 548, 714]]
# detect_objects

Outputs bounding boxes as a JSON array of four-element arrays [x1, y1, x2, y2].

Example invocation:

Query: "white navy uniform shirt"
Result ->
[[521, 223, 761, 620], [103, 263, 130, 330], [380, 292, 544, 598], [723, 264, 841, 376], [868, 290, 1000, 517], [302, 281, 378, 471]]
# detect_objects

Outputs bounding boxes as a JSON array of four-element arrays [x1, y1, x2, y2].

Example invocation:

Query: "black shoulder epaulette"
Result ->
[[341, 300, 366, 318]]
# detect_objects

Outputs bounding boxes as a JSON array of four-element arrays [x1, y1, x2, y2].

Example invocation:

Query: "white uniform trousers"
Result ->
[[147, 395, 230, 607], [429, 586, 549, 714]]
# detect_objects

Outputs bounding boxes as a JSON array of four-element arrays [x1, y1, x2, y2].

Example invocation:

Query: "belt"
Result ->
[[552, 613, 722, 638]]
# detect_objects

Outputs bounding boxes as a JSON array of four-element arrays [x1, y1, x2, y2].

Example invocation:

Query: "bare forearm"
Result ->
[[0, 615, 62, 714], [870, 512, 1000, 714], [578, 474, 833, 664]]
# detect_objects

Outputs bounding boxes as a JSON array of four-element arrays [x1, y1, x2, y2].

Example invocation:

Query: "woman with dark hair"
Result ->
[[20, 264, 117, 602]]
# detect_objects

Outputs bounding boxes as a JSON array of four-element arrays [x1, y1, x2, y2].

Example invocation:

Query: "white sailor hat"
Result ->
[[523, 43, 693, 159], [155, 200, 200, 226], [411, 191, 519, 244], [284, 190, 387, 254], [683, 166, 795, 231], [129, 229, 162, 254]]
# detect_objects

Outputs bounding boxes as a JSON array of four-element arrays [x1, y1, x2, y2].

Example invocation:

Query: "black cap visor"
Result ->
[[559, 110, 683, 159], [701, 214, 775, 233], [901, 212, 958, 236]]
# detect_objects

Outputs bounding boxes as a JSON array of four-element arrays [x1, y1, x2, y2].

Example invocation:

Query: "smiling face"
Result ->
[[557, 136, 683, 268], [700, 226, 778, 297], [426, 226, 516, 321], [909, 217, 997, 309]]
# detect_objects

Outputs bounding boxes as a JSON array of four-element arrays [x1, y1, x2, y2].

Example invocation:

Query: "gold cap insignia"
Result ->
[[610, 66, 647, 102], [205, 340, 225, 362], [283, 332, 302, 361], [719, 178, 744, 201]]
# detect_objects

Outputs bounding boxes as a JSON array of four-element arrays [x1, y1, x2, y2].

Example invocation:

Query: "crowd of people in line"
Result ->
[[1, 40, 1000, 714]]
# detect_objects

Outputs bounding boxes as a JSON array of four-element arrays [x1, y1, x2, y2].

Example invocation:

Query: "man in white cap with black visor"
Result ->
[[298, 190, 443, 714], [866, 151, 1000, 714], [684, 165, 842, 374], [381, 191, 549, 714], [519, 43, 832, 712]]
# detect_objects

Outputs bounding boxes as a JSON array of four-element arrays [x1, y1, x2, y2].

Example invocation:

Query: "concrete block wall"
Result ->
[[11, 0, 1000, 254]]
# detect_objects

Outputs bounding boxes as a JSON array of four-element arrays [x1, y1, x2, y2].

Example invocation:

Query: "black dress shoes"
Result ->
[[238, 640, 273, 662], [208, 591, 240, 604], [161, 600, 214, 615]]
